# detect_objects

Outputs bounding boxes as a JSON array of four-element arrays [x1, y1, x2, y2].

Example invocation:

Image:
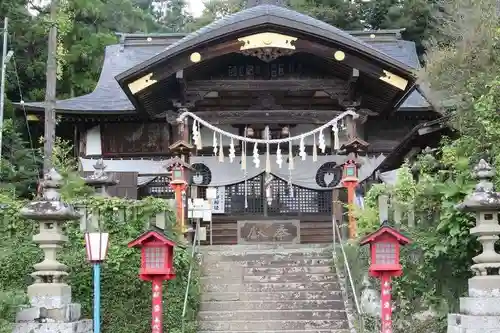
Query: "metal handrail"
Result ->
[[181, 220, 200, 332], [332, 217, 365, 331]]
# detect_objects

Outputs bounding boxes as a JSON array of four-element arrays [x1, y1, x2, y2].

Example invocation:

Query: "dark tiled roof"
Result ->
[[20, 7, 430, 113], [117, 4, 414, 80]]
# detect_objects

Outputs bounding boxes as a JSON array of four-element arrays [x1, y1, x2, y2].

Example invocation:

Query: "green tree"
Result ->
[[352, 1, 500, 331], [360, 0, 436, 55], [0, 119, 40, 198]]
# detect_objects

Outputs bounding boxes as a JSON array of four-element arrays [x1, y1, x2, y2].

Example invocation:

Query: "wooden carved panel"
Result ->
[[237, 220, 300, 244], [101, 123, 170, 155], [191, 54, 338, 80]]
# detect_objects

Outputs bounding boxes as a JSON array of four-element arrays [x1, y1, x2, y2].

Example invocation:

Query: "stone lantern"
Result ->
[[83, 159, 118, 197], [14, 169, 92, 333], [448, 159, 500, 332]]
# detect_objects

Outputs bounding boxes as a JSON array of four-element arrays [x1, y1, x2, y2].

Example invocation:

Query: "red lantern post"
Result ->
[[165, 156, 192, 234], [359, 222, 411, 333], [169, 163, 188, 233], [341, 159, 359, 239], [128, 228, 177, 333]]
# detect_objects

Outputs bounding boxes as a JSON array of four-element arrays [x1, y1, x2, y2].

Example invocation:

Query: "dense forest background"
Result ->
[[1, 0, 436, 108], [0, 0, 438, 196]]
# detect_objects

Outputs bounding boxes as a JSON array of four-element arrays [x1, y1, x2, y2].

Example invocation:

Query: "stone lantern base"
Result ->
[[13, 320, 92, 333], [13, 282, 92, 333], [447, 276, 500, 333]]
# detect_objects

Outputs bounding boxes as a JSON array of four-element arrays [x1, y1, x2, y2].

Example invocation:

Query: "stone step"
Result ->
[[201, 257, 332, 266], [242, 273, 338, 283], [201, 273, 338, 283], [245, 266, 332, 275], [202, 244, 332, 251], [198, 309, 347, 321], [201, 264, 334, 276], [200, 299, 346, 311], [202, 282, 340, 293], [201, 290, 343, 302], [199, 319, 348, 331], [198, 331, 350, 333]]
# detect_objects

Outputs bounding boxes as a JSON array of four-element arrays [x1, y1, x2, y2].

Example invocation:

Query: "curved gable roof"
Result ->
[[117, 4, 415, 82]]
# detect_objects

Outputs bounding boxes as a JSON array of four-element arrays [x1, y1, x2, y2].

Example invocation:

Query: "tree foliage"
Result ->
[[0, 194, 200, 333], [345, 0, 500, 331]]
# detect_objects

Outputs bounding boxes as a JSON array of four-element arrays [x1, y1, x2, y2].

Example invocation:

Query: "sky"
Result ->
[[188, 0, 205, 17], [30, 0, 206, 19]]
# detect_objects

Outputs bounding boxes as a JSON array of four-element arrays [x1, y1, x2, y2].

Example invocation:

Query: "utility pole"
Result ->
[[0, 17, 8, 166], [43, 0, 58, 173]]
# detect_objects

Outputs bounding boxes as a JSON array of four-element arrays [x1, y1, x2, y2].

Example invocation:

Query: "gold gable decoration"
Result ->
[[238, 32, 297, 63], [128, 73, 157, 95], [379, 70, 408, 91]]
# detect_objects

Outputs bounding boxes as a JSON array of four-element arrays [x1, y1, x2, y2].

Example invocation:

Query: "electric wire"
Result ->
[[8, 33, 42, 179]]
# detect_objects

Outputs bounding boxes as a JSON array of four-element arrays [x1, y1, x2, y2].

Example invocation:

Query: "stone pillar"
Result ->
[[448, 159, 500, 333], [13, 168, 92, 333]]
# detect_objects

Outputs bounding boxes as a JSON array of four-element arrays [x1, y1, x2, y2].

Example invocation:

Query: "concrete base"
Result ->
[[468, 276, 500, 297], [27, 283, 72, 309], [12, 319, 92, 333], [459, 297, 500, 316], [16, 303, 81, 323], [448, 313, 500, 333]]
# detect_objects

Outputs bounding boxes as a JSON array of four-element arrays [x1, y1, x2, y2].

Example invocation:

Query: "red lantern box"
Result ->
[[128, 227, 177, 333], [128, 227, 177, 281], [360, 221, 411, 278], [360, 222, 411, 333]]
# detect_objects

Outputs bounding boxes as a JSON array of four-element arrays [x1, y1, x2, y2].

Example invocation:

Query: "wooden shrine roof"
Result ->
[[16, 7, 431, 115]]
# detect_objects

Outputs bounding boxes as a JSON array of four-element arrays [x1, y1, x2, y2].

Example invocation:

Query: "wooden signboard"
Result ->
[[237, 220, 300, 244]]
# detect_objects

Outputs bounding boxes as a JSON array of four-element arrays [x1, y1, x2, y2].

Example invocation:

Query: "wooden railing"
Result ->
[[377, 195, 439, 229]]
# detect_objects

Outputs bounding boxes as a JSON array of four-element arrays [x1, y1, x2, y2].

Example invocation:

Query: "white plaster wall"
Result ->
[[85, 125, 102, 156]]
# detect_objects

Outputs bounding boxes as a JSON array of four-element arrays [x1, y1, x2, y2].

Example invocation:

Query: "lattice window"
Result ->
[[224, 174, 264, 214], [145, 247, 165, 269], [139, 176, 174, 199], [374, 242, 396, 265], [267, 177, 332, 215]]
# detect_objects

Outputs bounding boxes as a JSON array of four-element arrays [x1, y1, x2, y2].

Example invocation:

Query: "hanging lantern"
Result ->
[[246, 127, 254, 137], [281, 126, 289, 136]]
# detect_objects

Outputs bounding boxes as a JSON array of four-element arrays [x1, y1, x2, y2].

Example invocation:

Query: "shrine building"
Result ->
[[17, 0, 449, 244]]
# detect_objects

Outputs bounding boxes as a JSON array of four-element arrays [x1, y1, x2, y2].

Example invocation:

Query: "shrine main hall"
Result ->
[[18, 0, 448, 244]]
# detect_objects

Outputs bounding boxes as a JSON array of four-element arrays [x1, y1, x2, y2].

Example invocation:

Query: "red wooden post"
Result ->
[[128, 229, 176, 333], [360, 222, 411, 333], [380, 274, 392, 333], [342, 159, 359, 239], [169, 162, 189, 233], [152, 279, 163, 333]]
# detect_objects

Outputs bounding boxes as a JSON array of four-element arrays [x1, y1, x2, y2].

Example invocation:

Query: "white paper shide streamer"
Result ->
[[318, 130, 326, 153], [218, 133, 224, 162], [229, 138, 236, 163], [253, 142, 260, 168], [212, 131, 218, 156], [192, 120, 199, 149], [299, 136, 306, 160], [276, 144, 283, 168], [332, 122, 340, 151]]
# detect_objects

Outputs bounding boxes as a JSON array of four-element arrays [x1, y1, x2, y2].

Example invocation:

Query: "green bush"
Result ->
[[0, 195, 200, 333], [0, 290, 27, 333]]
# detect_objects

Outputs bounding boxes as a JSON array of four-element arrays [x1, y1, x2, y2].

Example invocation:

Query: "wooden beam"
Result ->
[[348, 68, 360, 101], [176, 70, 186, 103], [186, 79, 347, 93], [191, 109, 343, 124]]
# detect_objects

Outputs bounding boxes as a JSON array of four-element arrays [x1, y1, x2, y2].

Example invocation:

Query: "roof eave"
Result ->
[[13, 102, 138, 115], [116, 14, 416, 86]]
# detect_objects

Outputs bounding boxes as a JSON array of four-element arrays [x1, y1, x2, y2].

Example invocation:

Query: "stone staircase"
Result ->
[[198, 244, 350, 333]]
